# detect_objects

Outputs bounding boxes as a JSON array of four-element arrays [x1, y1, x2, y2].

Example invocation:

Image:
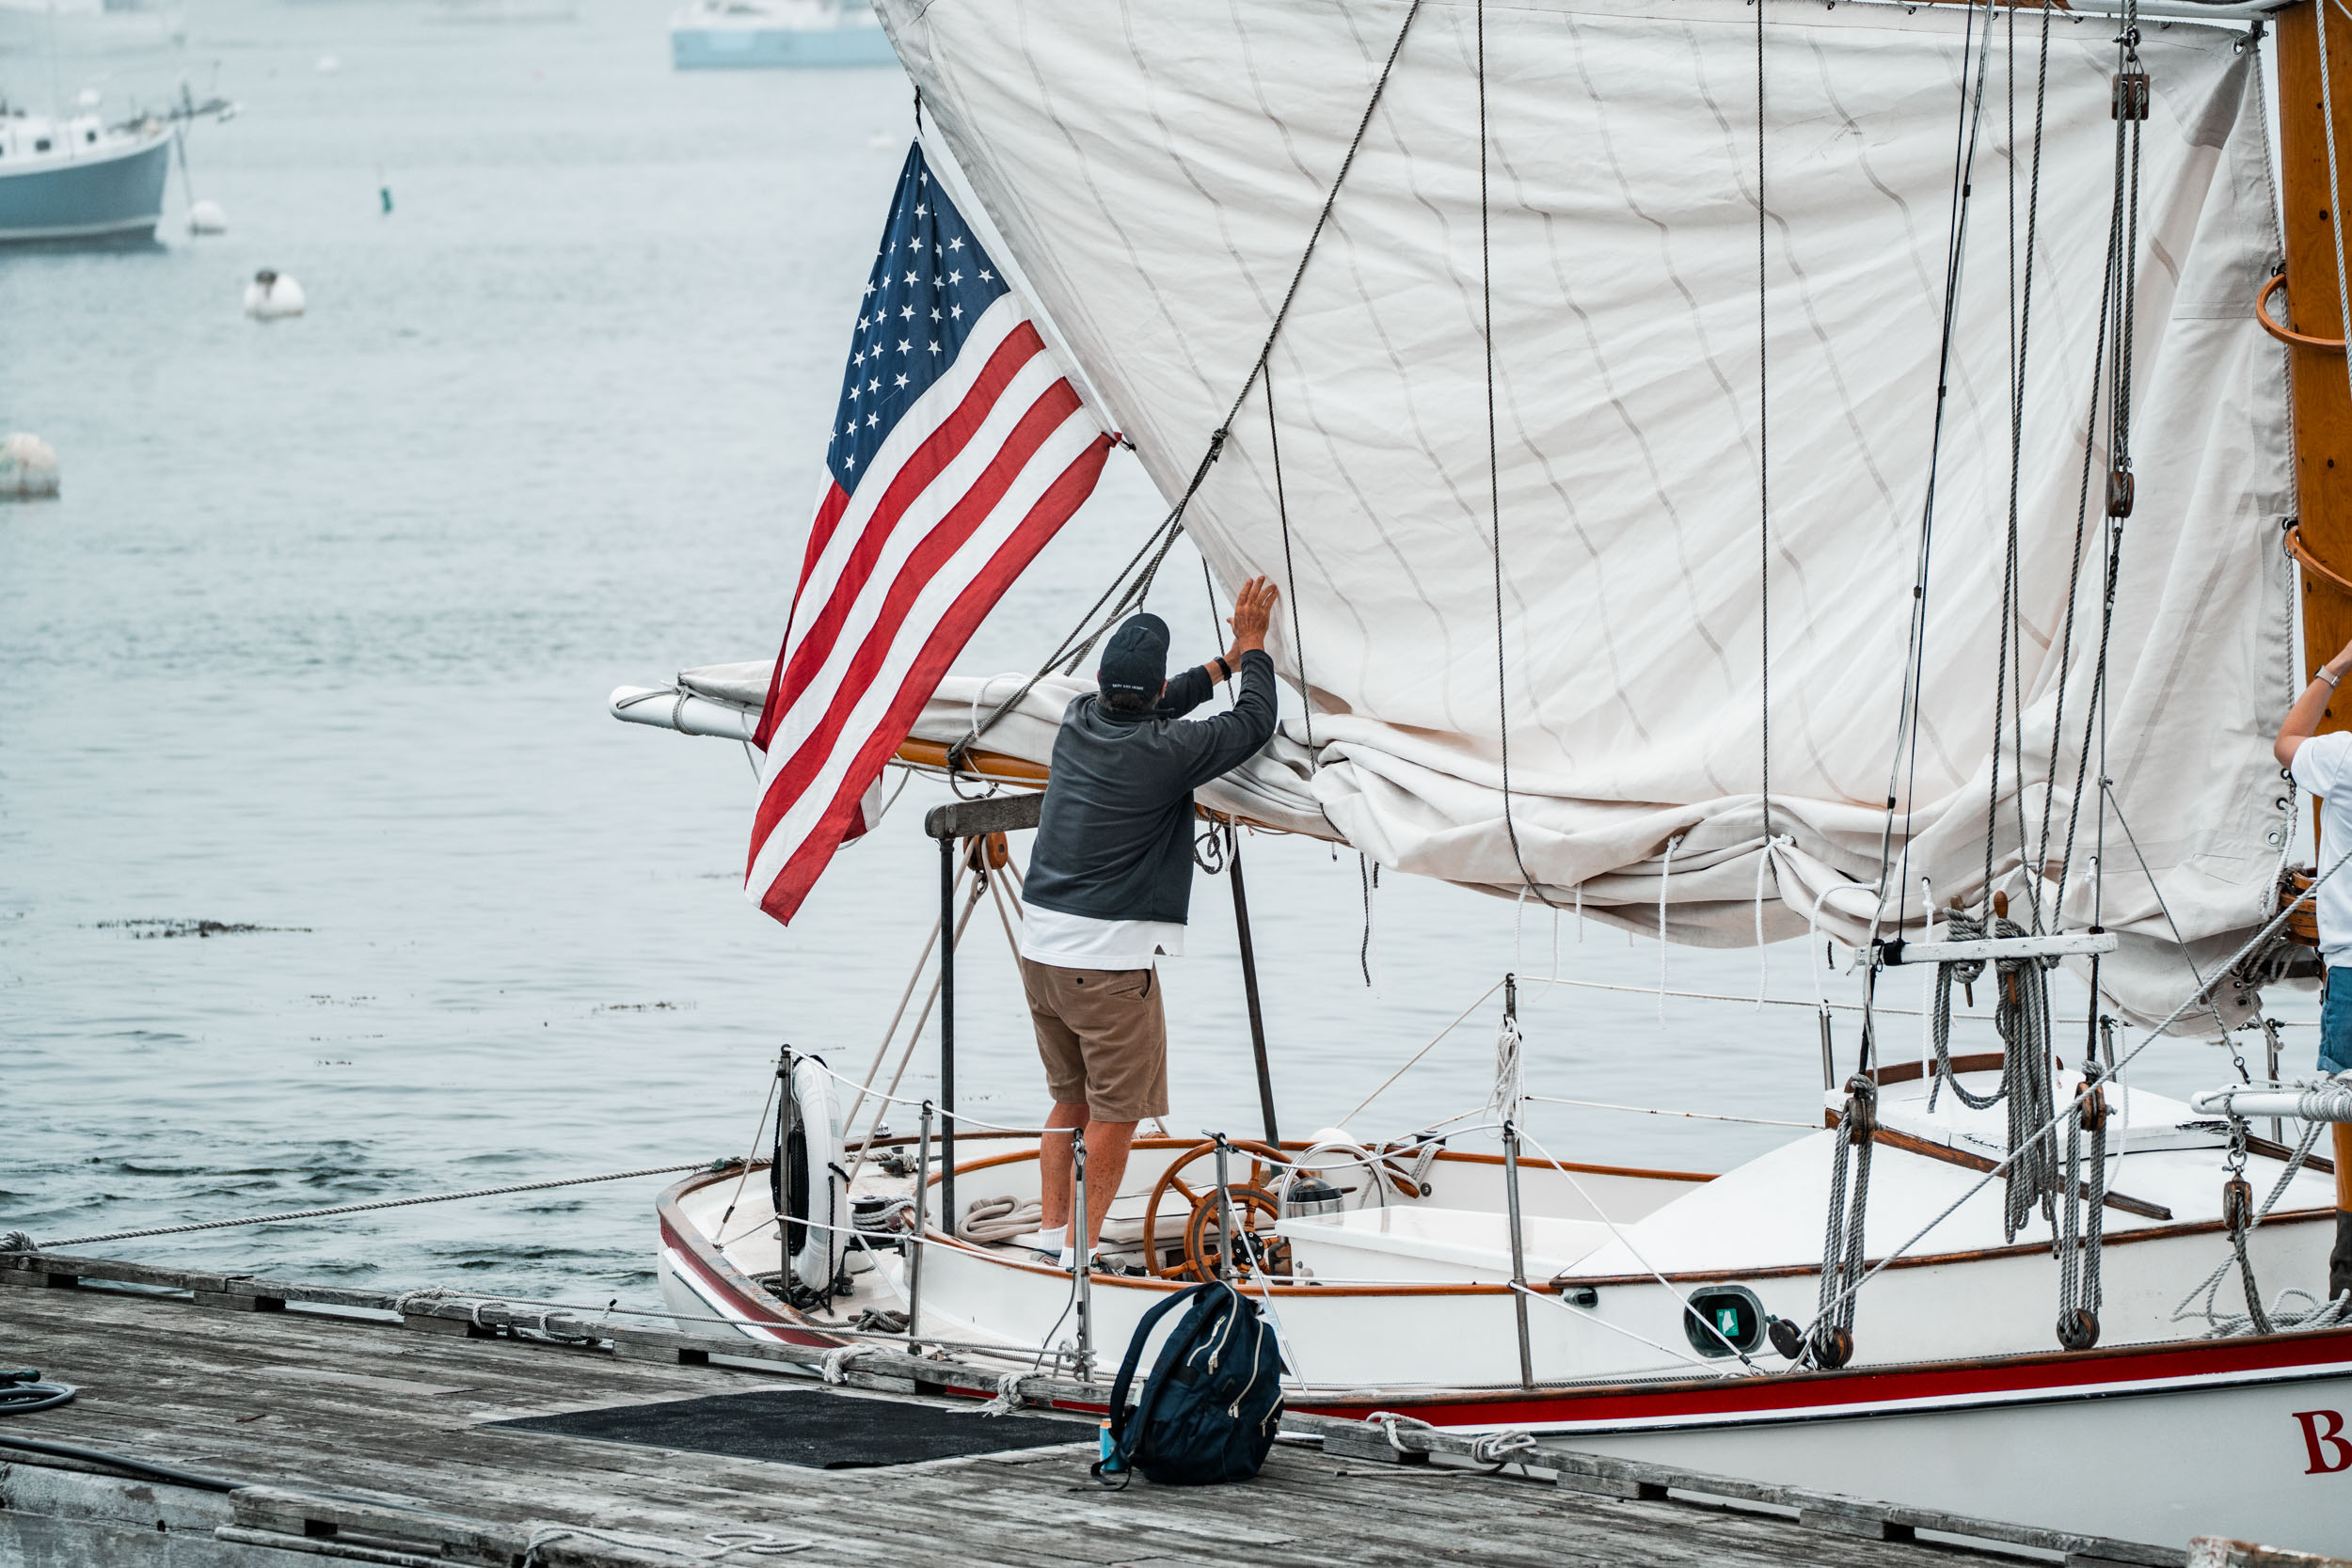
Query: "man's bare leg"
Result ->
[[1037, 1101, 1089, 1234], [1079, 1118, 1139, 1254]]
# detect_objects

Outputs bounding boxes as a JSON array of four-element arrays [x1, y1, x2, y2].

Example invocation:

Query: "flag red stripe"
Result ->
[[748, 378, 1083, 865], [760, 324, 1049, 744], [757, 431, 1112, 923], [752, 482, 852, 752]]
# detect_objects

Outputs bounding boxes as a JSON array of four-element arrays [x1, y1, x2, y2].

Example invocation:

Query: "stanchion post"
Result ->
[[909, 1100, 932, 1345], [939, 833, 957, 1232], [1212, 1134, 1237, 1282], [1227, 824, 1280, 1145], [1503, 1119, 1533, 1387]]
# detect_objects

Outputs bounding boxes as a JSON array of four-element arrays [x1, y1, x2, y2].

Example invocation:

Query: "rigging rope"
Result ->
[[2055, 1058, 2109, 1350], [1756, 0, 1772, 846], [1810, 1074, 1876, 1369], [1801, 841, 2352, 1345], [1926, 907, 2061, 1241], [1265, 370, 1315, 756], [12, 1161, 728, 1252], [1871, 0, 2000, 947], [953, 0, 1422, 767], [1477, 0, 1555, 911]]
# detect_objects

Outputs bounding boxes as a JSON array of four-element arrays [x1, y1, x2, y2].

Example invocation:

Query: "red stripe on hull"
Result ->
[[1299, 1326, 2352, 1431], [659, 1215, 840, 1350]]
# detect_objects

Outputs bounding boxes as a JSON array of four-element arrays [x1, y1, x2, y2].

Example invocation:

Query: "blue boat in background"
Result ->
[[0, 90, 233, 245], [670, 0, 895, 70], [0, 110, 173, 242]]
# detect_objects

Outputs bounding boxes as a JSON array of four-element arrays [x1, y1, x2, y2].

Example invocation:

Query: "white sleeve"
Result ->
[[2292, 730, 2352, 798]]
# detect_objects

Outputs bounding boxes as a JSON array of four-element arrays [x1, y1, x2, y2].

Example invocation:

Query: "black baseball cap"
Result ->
[[1098, 612, 1170, 697]]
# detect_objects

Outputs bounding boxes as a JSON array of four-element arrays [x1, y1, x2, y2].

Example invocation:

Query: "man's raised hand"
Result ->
[[1226, 576, 1279, 658]]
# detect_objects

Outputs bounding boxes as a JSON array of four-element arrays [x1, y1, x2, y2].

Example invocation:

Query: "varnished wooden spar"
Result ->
[[2274, 0, 2352, 1257]]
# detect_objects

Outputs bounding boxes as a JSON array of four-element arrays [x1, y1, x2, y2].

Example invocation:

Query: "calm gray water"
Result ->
[[0, 0, 2283, 1311]]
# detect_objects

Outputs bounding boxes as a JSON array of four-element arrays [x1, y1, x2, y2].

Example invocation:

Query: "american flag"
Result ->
[[744, 145, 1111, 924]]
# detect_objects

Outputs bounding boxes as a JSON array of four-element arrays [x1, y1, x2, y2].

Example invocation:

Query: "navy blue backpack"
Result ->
[[1093, 1280, 1287, 1487]]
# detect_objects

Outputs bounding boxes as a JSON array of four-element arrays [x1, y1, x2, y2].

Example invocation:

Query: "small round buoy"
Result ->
[[188, 199, 228, 235], [0, 434, 61, 501], [243, 268, 306, 320]]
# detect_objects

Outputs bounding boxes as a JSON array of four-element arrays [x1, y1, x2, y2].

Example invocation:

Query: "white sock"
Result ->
[[1034, 1226, 1066, 1255], [1057, 1244, 1078, 1270]]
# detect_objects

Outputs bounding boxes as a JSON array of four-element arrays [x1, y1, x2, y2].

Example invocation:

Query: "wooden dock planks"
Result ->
[[0, 1261, 2196, 1568]]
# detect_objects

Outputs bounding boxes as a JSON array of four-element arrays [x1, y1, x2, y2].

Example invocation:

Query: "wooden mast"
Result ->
[[2272, 0, 2352, 1297]]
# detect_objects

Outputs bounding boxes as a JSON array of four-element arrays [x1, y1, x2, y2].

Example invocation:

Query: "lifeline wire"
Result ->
[[18, 1162, 723, 1252]]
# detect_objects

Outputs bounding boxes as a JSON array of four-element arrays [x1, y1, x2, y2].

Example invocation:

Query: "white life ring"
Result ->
[[780, 1054, 846, 1292]]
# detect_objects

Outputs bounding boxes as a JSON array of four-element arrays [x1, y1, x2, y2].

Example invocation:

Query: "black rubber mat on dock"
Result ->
[[490, 1389, 1089, 1469]]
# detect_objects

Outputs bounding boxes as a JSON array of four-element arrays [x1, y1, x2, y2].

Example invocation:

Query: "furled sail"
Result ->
[[878, 0, 2294, 1023]]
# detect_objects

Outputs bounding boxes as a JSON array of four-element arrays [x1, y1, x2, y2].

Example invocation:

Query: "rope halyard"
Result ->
[[1811, 1074, 1876, 1369], [2054, 1058, 2108, 1350], [2170, 1109, 2351, 1338], [1474, 0, 1557, 912], [955, 0, 1420, 767], [1870, 0, 2002, 947], [1930, 904, 2062, 1242], [1756, 0, 1772, 848], [1488, 974, 1525, 1123], [1800, 843, 2352, 1351]]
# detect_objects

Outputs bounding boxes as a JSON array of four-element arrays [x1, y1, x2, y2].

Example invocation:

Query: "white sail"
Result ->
[[879, 0, 2293, 1023]]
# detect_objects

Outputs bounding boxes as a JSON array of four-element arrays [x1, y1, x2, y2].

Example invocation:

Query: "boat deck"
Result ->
[[0, 1253, 2288, 1568]]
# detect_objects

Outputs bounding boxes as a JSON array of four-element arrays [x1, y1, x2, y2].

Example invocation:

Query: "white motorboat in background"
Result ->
[[669, 0, 894, 70]]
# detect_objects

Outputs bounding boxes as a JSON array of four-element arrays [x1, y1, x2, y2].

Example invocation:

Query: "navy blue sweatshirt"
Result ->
[[1022, 649, 1278, 927]]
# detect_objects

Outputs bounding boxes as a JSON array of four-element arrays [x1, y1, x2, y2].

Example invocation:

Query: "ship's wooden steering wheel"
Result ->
[[1141, 1138, 1293, 1281]]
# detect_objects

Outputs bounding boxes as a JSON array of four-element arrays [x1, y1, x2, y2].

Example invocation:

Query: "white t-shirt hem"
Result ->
[[1020, 904, 1185, 970]]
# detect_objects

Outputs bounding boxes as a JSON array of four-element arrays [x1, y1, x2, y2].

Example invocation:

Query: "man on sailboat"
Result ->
[[2272, 644, 2352, 1302], [1016, 577, 1280, 1272]]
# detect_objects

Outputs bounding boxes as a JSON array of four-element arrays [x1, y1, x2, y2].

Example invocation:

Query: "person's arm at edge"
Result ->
[[2277, 632, 2352, 768]]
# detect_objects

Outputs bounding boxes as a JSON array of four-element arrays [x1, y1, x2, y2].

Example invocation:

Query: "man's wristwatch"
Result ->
[[1214, 656, 1232, 683]]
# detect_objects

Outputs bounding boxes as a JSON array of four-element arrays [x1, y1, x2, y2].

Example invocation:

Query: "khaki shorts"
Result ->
[[1019, 955, 1169, 1122]]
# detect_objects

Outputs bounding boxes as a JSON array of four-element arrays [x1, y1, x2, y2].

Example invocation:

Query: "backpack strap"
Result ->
[[1096, 1282, 1213, 1481]]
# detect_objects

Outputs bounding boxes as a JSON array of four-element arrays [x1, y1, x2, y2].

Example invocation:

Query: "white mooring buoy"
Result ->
[[0, 434, 61, 501], [244, 269, 306, 320], [188, 199, 228, 235]]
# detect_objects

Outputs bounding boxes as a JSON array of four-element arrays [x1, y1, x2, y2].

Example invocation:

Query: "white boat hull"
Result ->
[[652, 1066, 2352, 1555], [1554, 1344, 2352, 1553], [0, 128, 170, 244]]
